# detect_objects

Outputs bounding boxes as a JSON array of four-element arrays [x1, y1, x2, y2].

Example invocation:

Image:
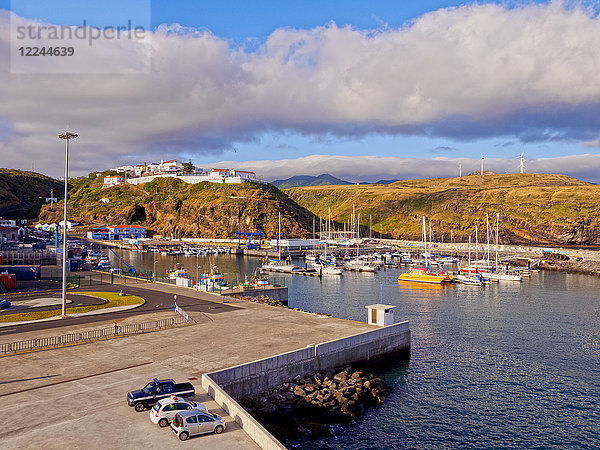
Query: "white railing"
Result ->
[[0, 316, 189, 356], [174, 304, 190, 322]]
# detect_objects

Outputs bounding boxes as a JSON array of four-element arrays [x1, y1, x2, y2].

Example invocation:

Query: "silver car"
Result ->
[[150, 395, 207, 427], [171, 410, 226, 440]]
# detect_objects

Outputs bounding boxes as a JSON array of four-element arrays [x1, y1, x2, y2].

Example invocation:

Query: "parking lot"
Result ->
[[0, 281, 374, 448], [0, 360, 257, 449]]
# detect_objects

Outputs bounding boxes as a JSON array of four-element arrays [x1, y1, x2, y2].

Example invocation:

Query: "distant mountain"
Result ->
[[273, 174, 351, 189], [374, 179, 400, 184]]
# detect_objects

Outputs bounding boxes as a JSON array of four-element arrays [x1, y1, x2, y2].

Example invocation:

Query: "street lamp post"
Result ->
[[58, 131, 78, 318], [153, 259, 158, 282], [196, 252, 199, 290]]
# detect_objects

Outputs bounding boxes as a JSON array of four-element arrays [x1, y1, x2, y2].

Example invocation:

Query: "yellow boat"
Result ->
[[398, 268, 453, 284]]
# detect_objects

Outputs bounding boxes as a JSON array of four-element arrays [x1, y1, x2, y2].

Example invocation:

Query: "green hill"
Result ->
[[39, 175, 316, 238], [0, 168, 65, 221], [285, 173, 600, 245], [272, 173, 351, 189]]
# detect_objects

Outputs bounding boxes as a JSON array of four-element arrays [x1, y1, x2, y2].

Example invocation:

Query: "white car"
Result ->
[[171, 410, 226, 440], [149, 395, 207, 427]]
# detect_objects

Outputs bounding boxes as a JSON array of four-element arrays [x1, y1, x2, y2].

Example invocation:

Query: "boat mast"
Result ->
[[486, 213, 490, 264], [312, 216, 315, 255], [475, 225, 478, 265], [357, 213, 361, 257], [495, 213, 500, 267], [468, 235, 471, 268], [423, 216, 428, 268]]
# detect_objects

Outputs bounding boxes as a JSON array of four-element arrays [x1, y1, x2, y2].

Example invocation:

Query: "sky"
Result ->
[[1, 0, 600, 182]]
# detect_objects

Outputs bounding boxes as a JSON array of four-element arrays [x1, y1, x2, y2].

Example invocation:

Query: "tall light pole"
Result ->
[[153, 259, 158, 282], [58, 131, 78, 318]]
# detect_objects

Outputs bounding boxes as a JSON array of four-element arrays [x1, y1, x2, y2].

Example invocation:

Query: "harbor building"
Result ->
[[86, 225, 147, 240]]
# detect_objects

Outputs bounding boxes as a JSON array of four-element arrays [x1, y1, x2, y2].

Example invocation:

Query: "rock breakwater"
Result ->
[[238, 366, 390, 441], [245, 295, 332, 316]]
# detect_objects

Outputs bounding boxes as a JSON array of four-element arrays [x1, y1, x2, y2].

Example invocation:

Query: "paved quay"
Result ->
[[0, 281, 376, 448]]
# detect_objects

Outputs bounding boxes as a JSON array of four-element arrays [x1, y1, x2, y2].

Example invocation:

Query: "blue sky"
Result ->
[[2, 0, 600, 180]]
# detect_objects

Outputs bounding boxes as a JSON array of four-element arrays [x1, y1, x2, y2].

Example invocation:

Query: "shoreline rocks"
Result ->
[[237, 366, 390, 442], [511, 257, 600, 277], [244, 295, 332, 316]]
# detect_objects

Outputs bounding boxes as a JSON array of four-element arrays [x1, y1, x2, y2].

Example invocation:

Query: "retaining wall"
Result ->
[[202, 321, 410, 449], [202, 374, 286, 450], [205, 321, 410, 399]]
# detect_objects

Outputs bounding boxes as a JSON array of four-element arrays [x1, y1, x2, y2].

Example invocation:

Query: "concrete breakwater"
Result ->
[[202, 321, 410, 449]]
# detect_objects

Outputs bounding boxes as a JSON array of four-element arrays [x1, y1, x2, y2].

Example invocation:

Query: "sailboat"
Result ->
[[262, 212, 298, 272], [345, 212, 377, 272], [484, 213, 522, 282], [312, 208, 343, 275], [455, 237, 488, 285], [398, 217, 453, 284]]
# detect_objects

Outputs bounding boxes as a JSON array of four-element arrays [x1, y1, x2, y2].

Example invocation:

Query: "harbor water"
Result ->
[[111, 251, 600, 448]]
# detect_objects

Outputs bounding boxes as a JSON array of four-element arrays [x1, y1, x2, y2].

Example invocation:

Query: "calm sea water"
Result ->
[[114, 251, 600, 448]]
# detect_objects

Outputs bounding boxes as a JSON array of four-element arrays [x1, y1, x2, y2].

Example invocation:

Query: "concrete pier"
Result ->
[[0, 281, 408, 449]]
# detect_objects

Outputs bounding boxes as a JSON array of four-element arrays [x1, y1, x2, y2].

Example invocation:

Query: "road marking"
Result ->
[[0, 360, 154, 398]]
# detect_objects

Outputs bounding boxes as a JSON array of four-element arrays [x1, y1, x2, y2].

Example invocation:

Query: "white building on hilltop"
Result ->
[[127, 168, 259, 186], [146, 159, 186, 174], [103, 175, 124, 188]]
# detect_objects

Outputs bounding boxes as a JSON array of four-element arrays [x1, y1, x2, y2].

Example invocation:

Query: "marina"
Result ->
[[96, 247, 600, 448]]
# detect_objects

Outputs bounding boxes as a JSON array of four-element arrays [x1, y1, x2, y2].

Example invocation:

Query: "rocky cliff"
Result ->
[[38, 175, 315, 238]]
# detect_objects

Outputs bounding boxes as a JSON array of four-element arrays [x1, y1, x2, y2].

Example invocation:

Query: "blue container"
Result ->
[[0, 266, 41, 281], [68, 259, 83, 272]]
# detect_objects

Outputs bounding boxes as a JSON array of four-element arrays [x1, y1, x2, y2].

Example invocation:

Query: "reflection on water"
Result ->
[[111, 249, 600, 448]]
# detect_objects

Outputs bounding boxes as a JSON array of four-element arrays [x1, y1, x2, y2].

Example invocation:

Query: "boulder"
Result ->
[[293, 386, 306, 397]]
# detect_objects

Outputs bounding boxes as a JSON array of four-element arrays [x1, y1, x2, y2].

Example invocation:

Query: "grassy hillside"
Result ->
[[0, 168, 65, 220], [39, 175, 316, 238], [273, 174, 351, 189], [285, 173, 600, 245]]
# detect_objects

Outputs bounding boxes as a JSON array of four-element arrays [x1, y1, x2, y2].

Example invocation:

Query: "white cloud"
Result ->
[[208, 153, 600, 184], [1, 3, 600, 176]]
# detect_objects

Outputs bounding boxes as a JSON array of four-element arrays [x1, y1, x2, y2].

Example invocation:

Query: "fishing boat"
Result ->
[[168, 268, 189, 279], [199, 265, 229, 290]]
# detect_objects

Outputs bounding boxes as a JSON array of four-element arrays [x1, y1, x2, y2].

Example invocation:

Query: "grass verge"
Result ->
[[0, 292, 145, 323]]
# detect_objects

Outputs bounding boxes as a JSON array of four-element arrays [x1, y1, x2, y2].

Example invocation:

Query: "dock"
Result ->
[[262, 267, 322, 276]]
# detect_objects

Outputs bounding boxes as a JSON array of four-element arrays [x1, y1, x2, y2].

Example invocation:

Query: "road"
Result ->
[[0, 281, 239, 335]]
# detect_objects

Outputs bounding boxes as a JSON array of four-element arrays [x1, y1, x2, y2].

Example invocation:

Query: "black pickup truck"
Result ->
[[127, 378, 195, 412]]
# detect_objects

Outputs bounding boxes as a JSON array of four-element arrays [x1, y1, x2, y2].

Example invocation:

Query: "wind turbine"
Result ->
[[480, 153, 485, 175], [517, 152, 525, 174]]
